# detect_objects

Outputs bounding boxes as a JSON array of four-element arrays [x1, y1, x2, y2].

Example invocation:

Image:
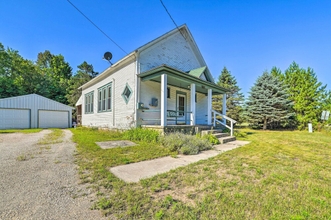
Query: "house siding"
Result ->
[[139, 31, 201, 73], [81, 61, 136, 129], [196, 93, 208, 125], [138, 81, 207, 125]]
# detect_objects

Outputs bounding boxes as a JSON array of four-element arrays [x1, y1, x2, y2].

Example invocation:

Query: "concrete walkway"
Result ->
[[110, 140, 250, 183]]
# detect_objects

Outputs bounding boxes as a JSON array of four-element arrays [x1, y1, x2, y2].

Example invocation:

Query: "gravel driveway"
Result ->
[[0, 130, 105, 220]]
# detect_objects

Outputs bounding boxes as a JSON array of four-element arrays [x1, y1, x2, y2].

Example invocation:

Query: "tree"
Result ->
[[36, 51, 73, 104], [0, 43, 42, 98], [282, 62, 327, 129], [213, 67, 244, 123], [246, 71, 294, 130], [66, 61, 98, 107], [0, 43, 18, 98]]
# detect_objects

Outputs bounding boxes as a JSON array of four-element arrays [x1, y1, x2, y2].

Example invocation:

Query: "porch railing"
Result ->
[[212, 109, 237, 136], [140, 109, 193, 124]]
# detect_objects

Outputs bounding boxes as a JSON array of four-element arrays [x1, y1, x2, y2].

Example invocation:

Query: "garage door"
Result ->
[[38, 110, 69, 128], [0, 108, 30, 129]]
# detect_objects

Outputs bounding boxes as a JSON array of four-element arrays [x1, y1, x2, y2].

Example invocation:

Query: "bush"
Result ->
[[194, 138, 213, 151], [123, 127, 160, 142], [234, 130, 247, 138], [161, 132, 212, 155], [202, 133, 220, 145], [180, 144, 199, 155], [160, 132, 187, 152]]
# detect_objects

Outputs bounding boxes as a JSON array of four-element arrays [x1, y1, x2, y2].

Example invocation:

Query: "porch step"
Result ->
[[219, 136, 236, 144], [214, 133, 230, 138], [201, 129, 236, 144], [201, 129, 223, 135]]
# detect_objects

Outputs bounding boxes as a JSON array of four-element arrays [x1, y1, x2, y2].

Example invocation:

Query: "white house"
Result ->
[[76, 25, 233, 133], [0, 94, 74, 129]]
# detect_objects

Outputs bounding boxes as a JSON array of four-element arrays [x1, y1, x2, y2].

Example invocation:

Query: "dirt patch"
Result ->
[[154, 186, 198, 207], [0, 130, 106, 220], [96, 140, 136, 149]]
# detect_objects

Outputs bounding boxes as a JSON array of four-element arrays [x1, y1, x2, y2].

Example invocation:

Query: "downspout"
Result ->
[[112, 78, 115, 127]]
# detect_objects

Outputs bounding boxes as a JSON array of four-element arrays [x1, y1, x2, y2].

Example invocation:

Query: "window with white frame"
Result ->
[[84, 91, 94, 114], [98, 83, 112, 112]]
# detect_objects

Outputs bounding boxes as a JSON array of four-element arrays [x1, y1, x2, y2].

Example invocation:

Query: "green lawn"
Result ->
[[71, 128, 331, 219], [0, 128, 42, 133]]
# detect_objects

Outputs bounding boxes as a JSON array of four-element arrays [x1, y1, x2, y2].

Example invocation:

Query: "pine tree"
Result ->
[[213, 67, 244, 123], [246, 71, 294, 130], [282, 62, 327, 129]]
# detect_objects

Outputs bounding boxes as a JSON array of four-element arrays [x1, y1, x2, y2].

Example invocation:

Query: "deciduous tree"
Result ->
[[66, 61, 98, 107]]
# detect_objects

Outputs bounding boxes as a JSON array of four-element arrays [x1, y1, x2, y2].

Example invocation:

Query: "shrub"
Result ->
[[161, 132, 212, 155], [180, 144, 199, 155], [194, 138, 213, 151], [202, 133, 220, 145], [160, 132, 187, 152], [122, 127, 160, 142], [234, 130, 247, 138]]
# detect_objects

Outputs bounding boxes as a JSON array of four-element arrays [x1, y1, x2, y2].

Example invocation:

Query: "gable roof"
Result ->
[[0, 94, 74, 110], [80, 24, 215, 90], [136, 24, 214, 83]]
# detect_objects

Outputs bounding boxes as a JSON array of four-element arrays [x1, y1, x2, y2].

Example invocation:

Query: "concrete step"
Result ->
[[214, 133, 230, 138], [219, 136, 236, 144], [201, 129, 223, 135], [201, 129, 236, 144]]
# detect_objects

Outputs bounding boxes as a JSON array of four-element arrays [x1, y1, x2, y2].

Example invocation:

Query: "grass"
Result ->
[[0, 129, 42, 134], [72, 127, 331, 219], [16, 153, 34, 161], [38, 129, 64, 145], [16, 154, 27, 161]]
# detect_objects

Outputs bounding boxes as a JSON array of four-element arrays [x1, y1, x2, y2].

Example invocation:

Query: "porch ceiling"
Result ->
[[139, 65, 229, 95]]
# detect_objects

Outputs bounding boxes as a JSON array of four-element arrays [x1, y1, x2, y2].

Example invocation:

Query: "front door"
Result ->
[[176, 93, 186, 124]]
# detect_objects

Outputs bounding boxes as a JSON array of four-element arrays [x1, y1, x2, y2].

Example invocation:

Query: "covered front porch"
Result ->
[[137, 65, 232, 130]]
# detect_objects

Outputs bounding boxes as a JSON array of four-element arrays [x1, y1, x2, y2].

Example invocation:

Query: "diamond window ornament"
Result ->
[[122, 83, 132, 104]]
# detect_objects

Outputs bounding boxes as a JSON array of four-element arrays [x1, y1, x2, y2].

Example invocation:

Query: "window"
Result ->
[[167, 87, 170, 98], [98, 83, 112, 112], [122, 83, 132, 104], [107, 86, 112, 110], [84, 91, 94, 114]]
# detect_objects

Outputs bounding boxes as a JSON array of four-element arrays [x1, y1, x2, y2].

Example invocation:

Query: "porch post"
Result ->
[[190, 83, 196, 125], [222, 93, 227, 123], [207, 89, 212, 125], [161, 74, 167, 126]]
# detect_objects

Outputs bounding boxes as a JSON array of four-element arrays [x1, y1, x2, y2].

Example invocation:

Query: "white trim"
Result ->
[[222, 94, 227, 124], [79, 53, 136, 90], [134, 56, 139, 127], [207, 89, 212, 125], [161, 74, 167, 126], [190, 83, 196, 125]]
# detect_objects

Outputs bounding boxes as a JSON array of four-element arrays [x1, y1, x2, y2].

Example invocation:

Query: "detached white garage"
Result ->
[[0, 94, 74, 129]]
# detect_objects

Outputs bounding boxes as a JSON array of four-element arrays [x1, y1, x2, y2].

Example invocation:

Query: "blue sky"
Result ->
[[1, 0, 330, 97]]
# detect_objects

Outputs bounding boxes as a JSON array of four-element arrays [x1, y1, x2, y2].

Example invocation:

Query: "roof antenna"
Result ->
[[103, 52, 113, 65]]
